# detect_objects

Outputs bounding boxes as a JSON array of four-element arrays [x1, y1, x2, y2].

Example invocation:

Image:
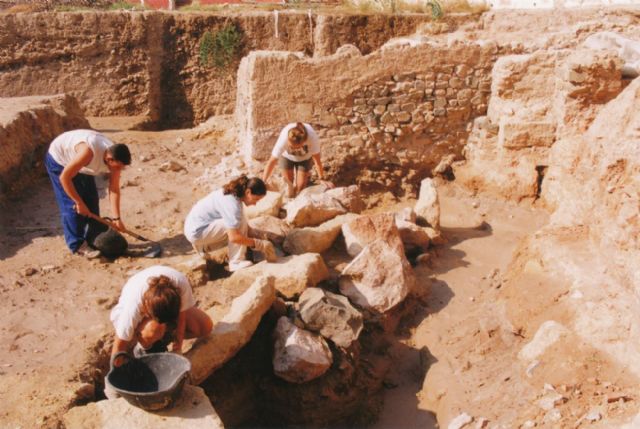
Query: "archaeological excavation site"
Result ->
[[1, 1, 640, 428]]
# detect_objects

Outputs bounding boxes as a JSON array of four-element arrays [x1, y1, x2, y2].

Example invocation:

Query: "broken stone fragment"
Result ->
[[159, 160, 186, 172], [342, 212, 404, 257], [298, 287, 363, 348], [248, 215, 291, 246], [283, 213, 359, 255], [273, 317, 333, 384], [186, 276, 276, 385], [285, 192, 347, 227], [224, 254, 329, 299], [339, 239, 414, 313], [415, 178, 440, 230], [245, 191, 283, 219], [63, 385, 223, 429]]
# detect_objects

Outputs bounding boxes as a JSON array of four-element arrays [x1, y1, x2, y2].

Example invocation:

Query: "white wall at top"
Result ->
[[488, 0, 640, 8]]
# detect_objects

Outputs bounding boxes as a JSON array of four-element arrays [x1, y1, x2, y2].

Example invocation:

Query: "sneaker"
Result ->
[[75, 242, 101, 259], [228, 259, 254, 272]]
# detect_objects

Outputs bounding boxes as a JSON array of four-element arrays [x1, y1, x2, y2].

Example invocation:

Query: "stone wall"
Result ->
[[0, 11, 443, 128], [237, 40, 496, 194], [0, 94, 89, 198], [456, 48, 626, 200]]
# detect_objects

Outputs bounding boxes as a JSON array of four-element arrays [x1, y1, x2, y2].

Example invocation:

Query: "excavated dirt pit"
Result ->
[[0, 114, 566, 428]]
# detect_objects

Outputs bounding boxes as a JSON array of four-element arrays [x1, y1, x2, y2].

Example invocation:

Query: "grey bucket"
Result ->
[[106, 352, 191, 411]]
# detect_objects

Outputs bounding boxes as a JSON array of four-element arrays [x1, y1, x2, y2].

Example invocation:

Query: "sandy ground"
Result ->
[[1, 115, 611, 428]]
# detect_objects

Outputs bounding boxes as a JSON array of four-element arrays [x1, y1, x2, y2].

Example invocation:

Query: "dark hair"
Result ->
[[143, 275, 181, 324], [107, 144, 131, 165], [288, 122, 308, 145], [222, 175, 267, 199]]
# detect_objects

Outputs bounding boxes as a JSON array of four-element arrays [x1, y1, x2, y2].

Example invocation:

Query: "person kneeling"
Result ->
[[183, 175, 277, 272], [110, 265, 213, 366]]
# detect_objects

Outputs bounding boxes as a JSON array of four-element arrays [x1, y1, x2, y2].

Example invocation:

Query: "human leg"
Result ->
[[190, 219, 228, 257], [183, 307, 213, 339], [45, 153, 90, 252], [295, 165, 311, 195], [227, 215, 252, 271]]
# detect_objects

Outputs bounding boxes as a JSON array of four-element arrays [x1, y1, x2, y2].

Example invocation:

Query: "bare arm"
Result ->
[[227, 228, 256, 248], [111, 336, 131, 367], [59, 143, 93, 216], [108, 169, 125, 231], [262, 157, 279, 182], [172, 310, 186, 354], [311, 153, 325, 180]]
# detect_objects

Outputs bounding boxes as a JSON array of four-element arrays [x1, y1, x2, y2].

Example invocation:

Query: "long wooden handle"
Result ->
[[86, 212, 151, 242]]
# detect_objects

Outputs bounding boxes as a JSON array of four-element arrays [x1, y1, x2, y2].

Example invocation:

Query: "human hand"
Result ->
[[112, 219, 126, 232], [74, 203, 91, 217], [320, 180, 335, 189], [253, 239, 277, 262]]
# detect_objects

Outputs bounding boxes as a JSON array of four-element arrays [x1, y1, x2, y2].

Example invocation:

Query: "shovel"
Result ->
[[86, 213, 163, 258]]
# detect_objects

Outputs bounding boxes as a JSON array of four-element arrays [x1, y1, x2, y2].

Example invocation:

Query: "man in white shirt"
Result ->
[[45, 129, 131, 255]]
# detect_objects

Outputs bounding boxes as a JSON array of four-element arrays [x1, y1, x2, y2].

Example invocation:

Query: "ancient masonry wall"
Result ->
[[0, 94, 89, 198], [237, 42, 497, 193], [0, 11, 446, 128]]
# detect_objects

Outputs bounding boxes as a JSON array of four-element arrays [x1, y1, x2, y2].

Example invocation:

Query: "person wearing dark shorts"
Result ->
[[262, 122, 333, 197]]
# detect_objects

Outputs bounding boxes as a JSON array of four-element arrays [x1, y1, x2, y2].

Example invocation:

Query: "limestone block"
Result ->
[[498, 120, 557, 149], [415, 178, 441, 230], [286, 185, 363, 227], [298, 287, 363, 348], [249, 215, 291, 246], [187, 276, 276, 385], [395, 207, 417, 224], [283, 213, 359, 255], [340, 239, 414, 313], [273, 317, 333, 383], [63, 385, 223, 429], [396, 220, 431, 251], [224, 254, 329, 299], [518, 320, 570, 362], [245, 191, 283, 219], [342, 213, 404, 257]]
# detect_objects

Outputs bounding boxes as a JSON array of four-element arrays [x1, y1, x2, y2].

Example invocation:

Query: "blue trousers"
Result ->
[[45, 153, 100, 252]]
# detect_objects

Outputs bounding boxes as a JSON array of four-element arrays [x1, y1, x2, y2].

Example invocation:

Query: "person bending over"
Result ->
[[262, 122, 333, 198], [184, 175, 276, 272], [110, 265, 213, 364], [45, 129, 131, 256]]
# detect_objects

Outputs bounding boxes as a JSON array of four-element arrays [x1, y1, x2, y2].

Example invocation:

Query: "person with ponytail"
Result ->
[[262, 122, 333, 198], [183, 175, 276, 271]]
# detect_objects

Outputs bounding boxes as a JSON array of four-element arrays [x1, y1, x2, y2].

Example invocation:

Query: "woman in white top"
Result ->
[[184, 175, 276, 272], [262, 122, 333, 198], [110, 265, 213, 365]]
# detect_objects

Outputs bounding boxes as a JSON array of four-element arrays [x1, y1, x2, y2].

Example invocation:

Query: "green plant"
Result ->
[[199, 25, 243, 69], [426, 0, 443, 19]]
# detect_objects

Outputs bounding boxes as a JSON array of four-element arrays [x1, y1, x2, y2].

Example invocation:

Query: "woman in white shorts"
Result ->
[[184, 175, 276, 271]]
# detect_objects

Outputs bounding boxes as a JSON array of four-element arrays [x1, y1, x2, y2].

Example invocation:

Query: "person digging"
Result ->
[[183, 175, 277, 271], [109, 265, 213, 369], [45, 129, 131, 258]]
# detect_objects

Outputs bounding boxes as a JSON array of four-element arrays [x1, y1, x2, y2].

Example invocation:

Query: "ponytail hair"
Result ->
[[287, 122, 308, 145], [223, 175, 267, 199]]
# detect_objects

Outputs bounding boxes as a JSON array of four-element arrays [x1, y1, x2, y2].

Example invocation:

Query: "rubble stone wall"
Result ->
[[0, 11, 442, 128], [237, 41, 496, 193]]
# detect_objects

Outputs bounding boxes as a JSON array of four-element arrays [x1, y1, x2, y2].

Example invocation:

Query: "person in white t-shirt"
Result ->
[[45, 129, 131, 255], [262, 122, 334, 198], [110, 265, 212, 365], [184, 175, 277, 272]]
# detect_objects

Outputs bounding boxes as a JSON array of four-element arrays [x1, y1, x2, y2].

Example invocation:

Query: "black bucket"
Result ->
[[106, 352, 191, 411]]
